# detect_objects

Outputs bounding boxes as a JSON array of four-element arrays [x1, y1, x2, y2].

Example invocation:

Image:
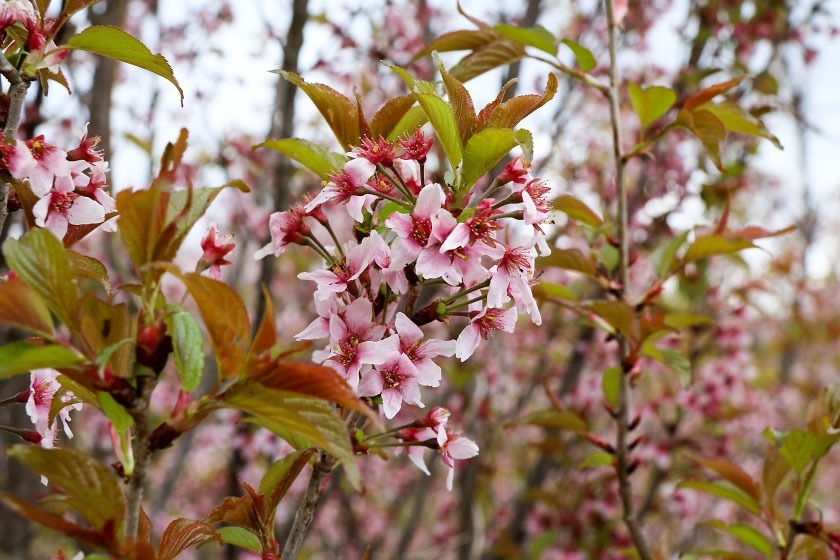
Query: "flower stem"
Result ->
[[442, 279, 490, 305], [445, 294, 485, 313]]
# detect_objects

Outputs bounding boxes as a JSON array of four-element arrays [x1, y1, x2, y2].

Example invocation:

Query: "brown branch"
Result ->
[[281, 449, 337, 559], [603, 1, 652, 558], [0, 52, 30, 237], [124, 374, 157, 540]]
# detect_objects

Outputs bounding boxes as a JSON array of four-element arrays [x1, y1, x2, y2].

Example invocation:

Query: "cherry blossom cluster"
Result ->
[[1, 127, 114, 240], [0, 0, 69, 75], [257, 128, 552, 480]]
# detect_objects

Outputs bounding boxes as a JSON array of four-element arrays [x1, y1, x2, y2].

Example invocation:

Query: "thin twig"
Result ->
[[603, 1, 653, 558]]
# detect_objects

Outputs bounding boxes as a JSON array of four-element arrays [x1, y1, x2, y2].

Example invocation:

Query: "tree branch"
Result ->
[[603, 1, 653, 558], [0, 51, 30, 237], [281, 449, 337, 559]]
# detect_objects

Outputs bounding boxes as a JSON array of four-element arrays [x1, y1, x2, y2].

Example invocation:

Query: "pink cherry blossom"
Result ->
[[25, 369, 81, 448], [200, 225, 235, 279], [358, 353, 423, 419], [319, 298, 398, 389], [9, 136, 70, 197], [32, 178, 105, 240], [398, 127, 433, 164], [394, 312, 455, 387], [455, 306, 518, 361], [437, 425, 479, 490], [298, 236, 378, 299], [354, 136, 396, 166], [255, 204, 312, 259], [306, 158, 376, 221], [386, 182, 445, 267]]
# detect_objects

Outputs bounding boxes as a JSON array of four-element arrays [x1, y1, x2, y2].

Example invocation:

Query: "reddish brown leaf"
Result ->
[[475, 79, 516, 131], [158, 518, 220, 560], [410, 28, 498, 62], [370, 95, 417, 139], [280, 71, 360, 150], [687, 454, 762, 503], [79, 294, 133, 377], [683, 76, 745, 111], [0, 276, 54, 337], [247, 285, 278, 368], [251, 360, 378, 423], [726, 225, 796, 241], [354, 90, 372, 141], [440, 66, 476, 145], [484, 73, 558, 129], [449, 38, 527, 83], [138, 507, 153, 544], [206, 493, 260, 532], [176, 272, 251, 378], [154, 128, 190, 188], [0, 493, 119, 551]]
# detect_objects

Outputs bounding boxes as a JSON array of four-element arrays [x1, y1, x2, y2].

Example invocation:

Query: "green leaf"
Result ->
[[702, 101, 782, 149], [764, 428, 837, 476], [259, 448, 317, 496], [587, 301, 635, 336], [677, 480, 760, 516], [97, 392, 133, 433], [7, 445, 124, 528], [60, 0, 104, 21], [0, 341, 83, 379], [175, 272, 250, 379], [534, 281, 576, 301], [66, 26, 183, 105], [651, 230, 689, 277], [224, 385, 361, 490], [386, 106, 428, 141], [683, 234, 755, 262], [602, 366, 621, 409], [68, 251, 111, 294], [278, 71, 360, 150], [257, 138, 347, 180], [560, 39, 596, 72], [677, 108, 727, 172], [687, 455, 762, 503], [662, 349, 691, 387], [392, 66, 462, 169], [494, 24, 558, 55], [553, 194, 603, 228], [217, 526, 260, 553], [511, 409, 587, 431], [438, 61, 476, 146], [0, 275, 54, 337], [627, 84, 676, 131], [4, 228, 79, 330], [663, 312, 715, 329], [538, 248, 596, 276], [580, 451, 613, 469], [706, 521, 774, 558], [448, 37, 527, 82], [461, 128, 521, 190], [165, 304, 205, 392]]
